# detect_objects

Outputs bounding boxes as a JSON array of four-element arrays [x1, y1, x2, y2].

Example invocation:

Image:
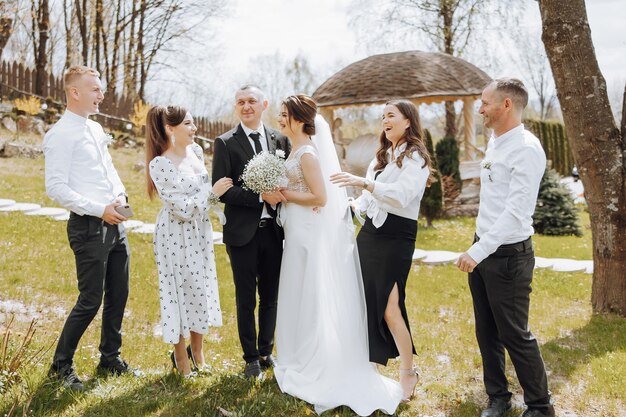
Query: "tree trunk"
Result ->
[[441, 0, 457, 138], [34, 0, 49, 96], [63, 0, 72, 69], [539, 0, 626, 316], [124, 0, 137, 99], [0, 15, 13, 60], [94, 0, 103, 73], [137, 0, 146, 101], [108, 0, 124, 96], [75, 0, 89, 65]]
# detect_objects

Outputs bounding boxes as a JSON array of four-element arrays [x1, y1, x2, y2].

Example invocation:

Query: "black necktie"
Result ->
[[250, 132, 262, 154]]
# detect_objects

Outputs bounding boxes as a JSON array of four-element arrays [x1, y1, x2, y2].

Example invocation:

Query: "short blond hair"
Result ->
[[64, 65, 100, 90]]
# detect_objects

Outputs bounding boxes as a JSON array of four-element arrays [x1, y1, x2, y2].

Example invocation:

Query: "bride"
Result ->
[[274, 95, 402, 416]]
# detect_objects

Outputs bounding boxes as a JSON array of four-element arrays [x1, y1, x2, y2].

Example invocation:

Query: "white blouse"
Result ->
[[355, 143, 430, 228]]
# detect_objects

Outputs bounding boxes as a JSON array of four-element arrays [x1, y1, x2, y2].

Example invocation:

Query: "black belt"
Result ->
[[258, 218, 273, 228], [474, 234, 533, 257]]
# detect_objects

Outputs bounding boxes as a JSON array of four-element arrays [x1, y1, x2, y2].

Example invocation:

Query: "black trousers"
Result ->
[[226, 220, 282, 363], [52, 213, 130, 368], [468, 237, 551, 409]]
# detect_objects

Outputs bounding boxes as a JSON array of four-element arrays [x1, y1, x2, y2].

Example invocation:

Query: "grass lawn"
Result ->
[[0, 147, 624, 417]]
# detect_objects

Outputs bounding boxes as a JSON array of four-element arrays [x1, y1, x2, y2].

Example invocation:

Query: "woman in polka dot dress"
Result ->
[[145, 105, 233, 377]]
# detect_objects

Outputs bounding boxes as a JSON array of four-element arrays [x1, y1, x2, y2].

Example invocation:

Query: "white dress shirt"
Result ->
[[355, 143, 430, 227], [467, 124, 546, 264], [241, 122, 268, 153], [240, 122, 272, 218], [43, 110, 126, 218]]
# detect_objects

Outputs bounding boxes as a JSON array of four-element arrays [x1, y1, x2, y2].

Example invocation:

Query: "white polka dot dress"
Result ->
[[149, 143, 222, 344]]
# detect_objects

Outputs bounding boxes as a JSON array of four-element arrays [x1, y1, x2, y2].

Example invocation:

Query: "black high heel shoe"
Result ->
[[186, 345, 198, 371], [170, 351, 177, 369], [170, 351, 197, 378]]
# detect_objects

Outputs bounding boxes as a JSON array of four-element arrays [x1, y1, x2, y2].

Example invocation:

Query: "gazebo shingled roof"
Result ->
[[312, 50, 492, 108]]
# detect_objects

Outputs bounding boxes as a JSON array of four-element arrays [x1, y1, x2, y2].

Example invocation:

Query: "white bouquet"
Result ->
[[240, 150, 287, 194]]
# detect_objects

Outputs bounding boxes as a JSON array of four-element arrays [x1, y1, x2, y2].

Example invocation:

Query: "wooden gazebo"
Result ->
[[312, 50, 492, 160]]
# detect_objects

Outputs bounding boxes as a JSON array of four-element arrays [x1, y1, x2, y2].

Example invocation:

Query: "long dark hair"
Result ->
[[374, 100, 435, 185], [282, 95, 317, 136], [145, 105, 188, 200]]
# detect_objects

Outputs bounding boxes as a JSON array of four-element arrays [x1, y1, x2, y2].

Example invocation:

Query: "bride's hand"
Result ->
[[212, 177, 233, 197], [330, 172, 365, 188], [278, 188, 291, 202], [262, 189, 287, 205]]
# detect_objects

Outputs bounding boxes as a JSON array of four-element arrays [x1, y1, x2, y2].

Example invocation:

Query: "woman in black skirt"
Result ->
[[331, 99, 433, 402]]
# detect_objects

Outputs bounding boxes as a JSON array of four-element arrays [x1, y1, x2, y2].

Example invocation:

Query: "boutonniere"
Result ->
[[275, 149, 286, 159], [103, 133, 114, 146], [481, 160, 493, 182]]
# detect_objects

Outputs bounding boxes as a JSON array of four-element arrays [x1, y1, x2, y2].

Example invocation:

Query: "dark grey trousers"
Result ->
[[468, 237, 551, 410], [52, 213, 130, 368]]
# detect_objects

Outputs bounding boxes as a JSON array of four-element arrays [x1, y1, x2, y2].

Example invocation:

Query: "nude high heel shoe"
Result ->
[[399, 366, 420, 403]]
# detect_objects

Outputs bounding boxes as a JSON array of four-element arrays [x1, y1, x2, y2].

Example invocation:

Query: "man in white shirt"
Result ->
[[456, 79, 554, 417], [43, 66, 135, 391]]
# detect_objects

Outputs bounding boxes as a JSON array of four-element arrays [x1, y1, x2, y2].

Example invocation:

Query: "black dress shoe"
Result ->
[[520, 406, 555, 417], [243, 360, 263, 379], [48, 363, 84, 391], [480, 397, 512, 417], [259, 354, 276, 370], [97, 357, 142, 377]]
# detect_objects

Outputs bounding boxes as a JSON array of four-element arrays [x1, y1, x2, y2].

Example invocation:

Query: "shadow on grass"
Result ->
[[541, 313, 626, 379], [445, 401, 526, 417]]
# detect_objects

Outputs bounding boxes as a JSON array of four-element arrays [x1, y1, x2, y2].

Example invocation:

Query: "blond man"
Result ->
[[44, 66, 136, 390]]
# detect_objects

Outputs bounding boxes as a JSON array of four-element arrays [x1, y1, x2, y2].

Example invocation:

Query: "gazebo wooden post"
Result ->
[[319, 107, 334, 127], [462, 97, 477, 161]]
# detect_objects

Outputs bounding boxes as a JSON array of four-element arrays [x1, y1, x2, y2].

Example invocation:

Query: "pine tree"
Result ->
[[420, 129, 443, 227], [435, 135, 462, 189], [533, 166, 583, 236]]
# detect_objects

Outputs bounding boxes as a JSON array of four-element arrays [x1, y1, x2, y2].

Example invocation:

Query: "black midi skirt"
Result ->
[[357, 213, 417, 365]]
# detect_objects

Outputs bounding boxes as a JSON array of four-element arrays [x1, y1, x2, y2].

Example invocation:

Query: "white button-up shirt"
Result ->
[[241, 122, 268, 153], [240, 122, 271, 218], [355, 143, 430, 227], [467, 124, 546, 264], [43, 110, 125, 218]]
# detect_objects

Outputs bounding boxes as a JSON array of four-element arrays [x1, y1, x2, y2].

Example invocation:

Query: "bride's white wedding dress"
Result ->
[[274, 116, 402, 416]]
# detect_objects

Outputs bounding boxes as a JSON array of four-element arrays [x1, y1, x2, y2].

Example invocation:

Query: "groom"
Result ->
[[212, 85, 290, 378]]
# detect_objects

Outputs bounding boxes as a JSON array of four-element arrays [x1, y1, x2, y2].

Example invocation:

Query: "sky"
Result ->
[[204, 0, 625, 113]]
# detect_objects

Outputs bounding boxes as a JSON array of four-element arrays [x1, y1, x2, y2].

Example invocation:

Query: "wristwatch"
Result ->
[[363, 178, 372, 189]]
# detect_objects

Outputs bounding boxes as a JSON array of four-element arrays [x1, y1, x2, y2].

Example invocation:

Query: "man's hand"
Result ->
[[113, 195, 126, 205], [262, 190, 286, 205], [455, 252, 478, 273], [102, 202, 127, 225]]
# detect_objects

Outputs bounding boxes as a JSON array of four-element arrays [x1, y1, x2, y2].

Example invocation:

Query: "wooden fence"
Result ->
[[0, 60, 233, 142]]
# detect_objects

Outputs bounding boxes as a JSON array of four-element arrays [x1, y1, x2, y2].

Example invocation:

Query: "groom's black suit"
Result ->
[[212, 123, 290, 363]]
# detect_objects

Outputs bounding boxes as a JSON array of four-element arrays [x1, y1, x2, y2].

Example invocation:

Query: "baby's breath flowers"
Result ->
[[240, 151, 287, 194]]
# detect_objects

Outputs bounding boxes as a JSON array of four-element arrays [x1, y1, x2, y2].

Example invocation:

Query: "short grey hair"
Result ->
[[236, 85, 265, 100], [490, 78, 529, 110]]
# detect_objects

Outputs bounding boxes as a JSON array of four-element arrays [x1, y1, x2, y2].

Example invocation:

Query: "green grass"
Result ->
[[0, 149, 624, 417]]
